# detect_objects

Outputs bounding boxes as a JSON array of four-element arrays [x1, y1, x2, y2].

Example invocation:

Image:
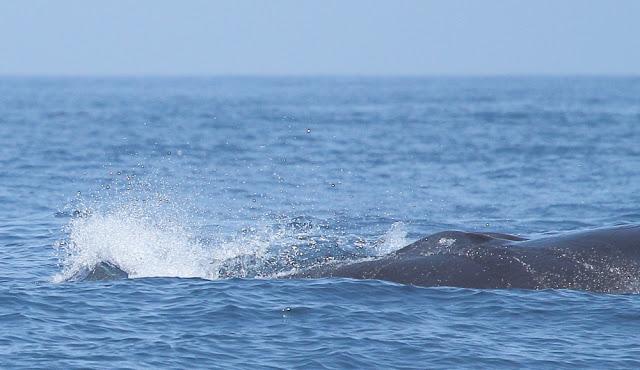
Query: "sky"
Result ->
[[1, 0, 639, 76]]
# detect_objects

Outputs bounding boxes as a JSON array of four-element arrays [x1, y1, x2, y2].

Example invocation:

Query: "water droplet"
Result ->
[[331, 183, 336, 187], [306, 128, 311, 133]]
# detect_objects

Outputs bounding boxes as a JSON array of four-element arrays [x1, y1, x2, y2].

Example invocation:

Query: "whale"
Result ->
[[68, 225, 640, 293], [292, 225, 640, 293]]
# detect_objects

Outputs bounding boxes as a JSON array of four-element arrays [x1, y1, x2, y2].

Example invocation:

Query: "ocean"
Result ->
[[1, 77, 639, 368]]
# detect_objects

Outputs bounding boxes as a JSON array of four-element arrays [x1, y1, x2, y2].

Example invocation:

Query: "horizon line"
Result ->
[[1, 73, 639, 79]]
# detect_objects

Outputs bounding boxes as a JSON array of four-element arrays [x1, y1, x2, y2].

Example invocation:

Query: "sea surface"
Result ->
[[1, 77, 640, 368]]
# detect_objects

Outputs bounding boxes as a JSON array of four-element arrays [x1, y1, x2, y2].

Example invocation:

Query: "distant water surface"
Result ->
[[1, 77, 639, 368]]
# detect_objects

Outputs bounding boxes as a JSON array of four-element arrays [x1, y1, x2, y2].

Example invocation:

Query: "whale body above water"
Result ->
[[70, 225, 640, 293], [292, 225, 640, 293]]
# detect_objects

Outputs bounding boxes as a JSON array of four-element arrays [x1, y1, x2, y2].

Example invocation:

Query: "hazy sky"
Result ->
[[1, 0, 639, 76]]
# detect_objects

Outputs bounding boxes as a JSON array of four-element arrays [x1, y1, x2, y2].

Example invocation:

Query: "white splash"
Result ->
[[52, 199, 336, 282], [372, 222, 408, 256], [53, 205, 216, 282], [53, 190, 411, 282]]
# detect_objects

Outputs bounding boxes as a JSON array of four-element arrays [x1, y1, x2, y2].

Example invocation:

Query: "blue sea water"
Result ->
[[1, 77, 640, 368]]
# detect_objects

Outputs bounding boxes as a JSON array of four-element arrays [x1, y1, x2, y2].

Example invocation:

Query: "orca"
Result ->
[[69, 225, 640, 293]]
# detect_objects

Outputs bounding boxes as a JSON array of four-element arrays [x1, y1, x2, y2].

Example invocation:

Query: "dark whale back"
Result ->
[[515, 225, 640, 255], [394, 230, 526, 257], [507, 225, 640, 292], [295, 231, 536, 289], [293, 225, 640, 293], [69, 261, 128, 281]]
